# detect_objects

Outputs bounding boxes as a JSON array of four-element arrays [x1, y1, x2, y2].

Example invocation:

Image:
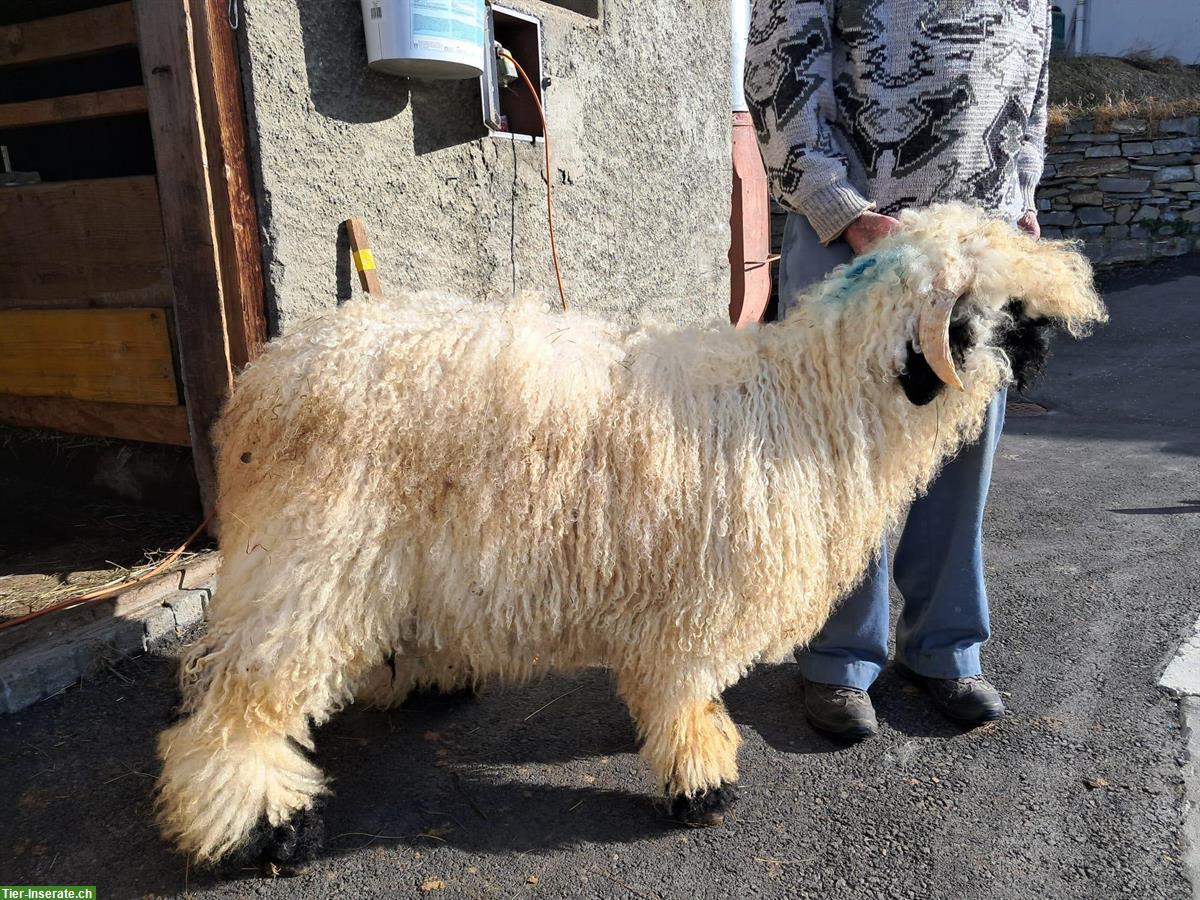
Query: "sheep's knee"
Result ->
[[623, 686, 742, 826]]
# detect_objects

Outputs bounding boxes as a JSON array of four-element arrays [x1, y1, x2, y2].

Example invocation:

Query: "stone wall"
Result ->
[[1038, 116, 1200, 265], [239, 0, 732, 333]]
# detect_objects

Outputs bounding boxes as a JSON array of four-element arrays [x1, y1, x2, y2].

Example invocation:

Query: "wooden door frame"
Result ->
[[133, 0, 266, 513]]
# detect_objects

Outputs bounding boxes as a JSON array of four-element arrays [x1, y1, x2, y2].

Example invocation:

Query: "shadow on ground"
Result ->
[[3, 660, 686, 897], [0, 652, 1039, 899]]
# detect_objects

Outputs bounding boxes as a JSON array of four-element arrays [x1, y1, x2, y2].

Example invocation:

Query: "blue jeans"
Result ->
[[779, 212, 1005, 690]]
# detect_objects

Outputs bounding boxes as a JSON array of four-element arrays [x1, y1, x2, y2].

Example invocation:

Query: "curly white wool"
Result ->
[[156, 203, 1105, 861]]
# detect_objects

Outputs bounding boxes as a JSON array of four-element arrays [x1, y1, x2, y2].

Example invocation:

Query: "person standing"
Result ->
[[744, 0, 1050, 737]]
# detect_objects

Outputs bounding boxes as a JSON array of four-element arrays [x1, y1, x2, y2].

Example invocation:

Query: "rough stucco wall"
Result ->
[[238, 0, 732, 333]]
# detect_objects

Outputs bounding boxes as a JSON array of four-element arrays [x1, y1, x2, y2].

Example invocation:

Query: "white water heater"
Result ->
[[361, 0, 487, 79]]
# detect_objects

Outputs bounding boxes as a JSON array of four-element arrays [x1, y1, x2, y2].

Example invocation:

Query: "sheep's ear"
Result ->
[[1011, 237, 1108, 336]]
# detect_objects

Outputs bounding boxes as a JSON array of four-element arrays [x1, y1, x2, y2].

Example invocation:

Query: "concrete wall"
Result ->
[[237, 0, 732, 333], [1038, 115, 1200, 265], [1056, 0, 1200, 63]]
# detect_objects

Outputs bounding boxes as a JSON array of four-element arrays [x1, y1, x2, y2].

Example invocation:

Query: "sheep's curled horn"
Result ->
[[919, 257, 974, 391]]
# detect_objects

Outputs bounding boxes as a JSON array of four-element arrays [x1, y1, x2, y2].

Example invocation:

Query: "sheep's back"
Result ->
[[209, 291, 853, 677]]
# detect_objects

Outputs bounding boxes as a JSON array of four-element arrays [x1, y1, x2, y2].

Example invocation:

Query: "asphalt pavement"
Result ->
[[3, 258, 1198, 899]]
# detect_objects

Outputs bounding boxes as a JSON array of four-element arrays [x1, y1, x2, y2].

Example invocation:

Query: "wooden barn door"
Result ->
[[0, 0, 265, 511]]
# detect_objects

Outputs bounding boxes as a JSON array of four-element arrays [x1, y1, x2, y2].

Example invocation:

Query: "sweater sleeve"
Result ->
[[1016, 5, 1051, 212], [743, 0, 873, 245]]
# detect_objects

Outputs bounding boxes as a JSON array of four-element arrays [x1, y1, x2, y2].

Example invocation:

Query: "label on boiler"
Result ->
[[412, 0, 485, 51]]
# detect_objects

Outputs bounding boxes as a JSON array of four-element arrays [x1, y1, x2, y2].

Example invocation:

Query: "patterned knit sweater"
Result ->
[[744, 0, 1051, 244]]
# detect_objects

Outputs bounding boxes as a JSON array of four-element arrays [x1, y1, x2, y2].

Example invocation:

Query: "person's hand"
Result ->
[[842, 211, 903, 255], [1017, 209, 1041, 239]]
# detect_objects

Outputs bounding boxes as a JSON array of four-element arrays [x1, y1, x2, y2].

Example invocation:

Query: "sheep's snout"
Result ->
[[996, 301, 1053, 393]]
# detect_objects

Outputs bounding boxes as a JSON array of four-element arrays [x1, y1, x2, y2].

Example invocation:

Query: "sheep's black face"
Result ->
[[899, 317, 977, 406], [994, 301, 1053, 393], [898, 300, 1054, 406]]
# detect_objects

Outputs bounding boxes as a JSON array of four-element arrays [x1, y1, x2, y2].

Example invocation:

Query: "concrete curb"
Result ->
[[0, 554, 218, 714], [1163, 613, 1200, 696], [1180, 698, 1200, 900], [1163, 617, 1200, 899]]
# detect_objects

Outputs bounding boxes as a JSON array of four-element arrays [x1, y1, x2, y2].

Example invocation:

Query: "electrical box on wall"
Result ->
[[481, 4, 545, 141]]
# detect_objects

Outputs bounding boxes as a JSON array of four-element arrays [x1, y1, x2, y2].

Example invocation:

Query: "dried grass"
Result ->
[[0, 473, 214, 622], [0, 548, 211, 621], [1049, 94, 1200, 135], [1048, 53, 1200, 134]]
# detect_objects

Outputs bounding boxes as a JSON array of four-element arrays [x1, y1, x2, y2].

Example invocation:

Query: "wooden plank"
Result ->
[[0, 3, 138, 68], [0, 553, 217, 664], [192, 1, 268, 368], [0, 552, 216, 713], [134, 0, 233, 512], [0, 86, 148, 129], [0, 395, 190, 445], [0, 176, 171, 306], [346, 217, 384, 296], [729, 111, 772, 326], [0, 308, 180, 406], [0, 288, 174, 312]]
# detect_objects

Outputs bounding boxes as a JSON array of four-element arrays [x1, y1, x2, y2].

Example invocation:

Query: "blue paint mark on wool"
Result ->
[[824, 248, 904, 307], [846, 257, 878, 280]]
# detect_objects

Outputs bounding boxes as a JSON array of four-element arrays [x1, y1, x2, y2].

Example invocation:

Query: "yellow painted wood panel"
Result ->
[[0, 308, 179, 406]]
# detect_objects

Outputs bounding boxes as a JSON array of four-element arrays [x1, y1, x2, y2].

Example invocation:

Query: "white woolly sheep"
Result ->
[[156, 203, 1106, 871]]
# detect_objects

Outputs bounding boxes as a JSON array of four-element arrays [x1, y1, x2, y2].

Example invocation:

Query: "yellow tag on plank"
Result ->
[[353, 248, 376, 272]]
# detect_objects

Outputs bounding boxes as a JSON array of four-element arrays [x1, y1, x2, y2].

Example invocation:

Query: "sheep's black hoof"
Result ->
[[668, 782, 738, 827], [239, 800, 324, 878]]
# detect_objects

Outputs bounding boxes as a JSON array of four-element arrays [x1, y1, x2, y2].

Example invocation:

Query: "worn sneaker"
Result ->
[[895, 662, 1005, 726], [800, 676, 879, 740]]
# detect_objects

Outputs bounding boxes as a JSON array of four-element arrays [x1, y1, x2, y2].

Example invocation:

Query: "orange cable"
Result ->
[[0, 508, 216, 633], [498, 49, 567, 313]]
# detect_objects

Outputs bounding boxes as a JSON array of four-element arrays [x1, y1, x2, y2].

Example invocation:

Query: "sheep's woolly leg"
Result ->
[[158, 609, 388, 870], [156, 665, 329, 872], [352, 654, 418, 709], [620, 676, 742, 826]]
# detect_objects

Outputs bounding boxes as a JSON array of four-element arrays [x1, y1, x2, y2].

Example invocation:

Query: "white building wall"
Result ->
[[1056, 0, 1200, 63]]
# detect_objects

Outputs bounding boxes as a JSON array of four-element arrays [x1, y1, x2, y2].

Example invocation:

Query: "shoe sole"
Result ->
[[803, 708, 879, 741], [807, 719, 878, 741], [940, 704, 1005, 726]]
